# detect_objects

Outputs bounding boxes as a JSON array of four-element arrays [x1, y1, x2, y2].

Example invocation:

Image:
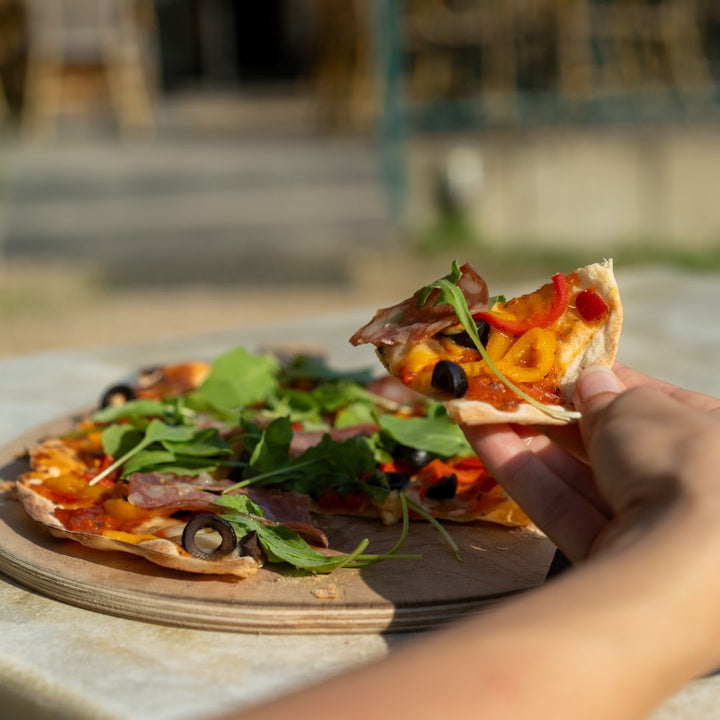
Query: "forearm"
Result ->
[[213, 508, 720, 720]]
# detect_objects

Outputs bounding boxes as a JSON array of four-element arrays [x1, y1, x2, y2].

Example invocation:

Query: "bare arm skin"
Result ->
[[209, 365, 720, 720]]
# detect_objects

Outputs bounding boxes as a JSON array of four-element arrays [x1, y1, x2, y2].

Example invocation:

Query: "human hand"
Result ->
[[462, 364, 720, 562]]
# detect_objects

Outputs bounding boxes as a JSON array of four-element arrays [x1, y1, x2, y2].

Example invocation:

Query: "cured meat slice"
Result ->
[[349, 263, 488, 346]]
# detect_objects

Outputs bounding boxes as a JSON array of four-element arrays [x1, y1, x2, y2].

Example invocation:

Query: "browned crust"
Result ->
[[15, 480, 260, 579]]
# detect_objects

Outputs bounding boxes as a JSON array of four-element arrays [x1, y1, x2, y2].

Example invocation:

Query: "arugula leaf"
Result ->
[[248, 417, 293, 472], [121, 449, 177, 476], [282, 355, 375, 385], [227, 430, 380, 500], [415, 261, 581, 422], [220, 512, 368, 572], [265, 380, 380, 427], [406, 497, 461, 561], [159, 427, 233, 458], [414, 260, 463, 307], [279, 435, 378, 496], [101, 424, 143, 459], [213, 493, 266, 517], [378, 412, 473, 457], [92, 420, 231, 485], [93, 399, 169, 424], [121, 452, 227, 478], [217, 492, 419, 573], [334, 401, 377, 429], [185, 347, 280, 417]]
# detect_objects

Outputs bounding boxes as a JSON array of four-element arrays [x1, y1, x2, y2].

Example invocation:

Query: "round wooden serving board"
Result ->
[[0, 413, 556, 634]]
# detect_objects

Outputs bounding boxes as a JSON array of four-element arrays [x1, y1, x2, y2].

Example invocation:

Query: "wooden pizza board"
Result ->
[[0, 413, 556, 634]]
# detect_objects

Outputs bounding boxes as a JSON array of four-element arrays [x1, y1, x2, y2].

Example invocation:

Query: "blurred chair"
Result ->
[[22, 0, 156, 137], [404, 0, 517, 105], [0, 0, 23, 124], [310, 0, 375, 131], [0, 76, 6, 123]]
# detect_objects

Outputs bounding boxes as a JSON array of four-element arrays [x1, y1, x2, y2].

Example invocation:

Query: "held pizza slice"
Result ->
[[350, 260, 622, 425]]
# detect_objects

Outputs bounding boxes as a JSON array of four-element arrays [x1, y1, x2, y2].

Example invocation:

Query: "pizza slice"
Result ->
[[350, 259, 622, 425]]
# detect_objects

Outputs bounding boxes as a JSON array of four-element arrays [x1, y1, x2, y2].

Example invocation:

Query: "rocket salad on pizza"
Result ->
[[15, 346, 531, 581], [350, 259, 622, 425]]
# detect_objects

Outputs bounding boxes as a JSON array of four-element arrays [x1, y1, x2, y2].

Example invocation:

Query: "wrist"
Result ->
[[589, 503, 720, 674]]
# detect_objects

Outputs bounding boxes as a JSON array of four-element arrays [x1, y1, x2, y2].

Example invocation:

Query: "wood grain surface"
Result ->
[[0, 413, 556, 634]]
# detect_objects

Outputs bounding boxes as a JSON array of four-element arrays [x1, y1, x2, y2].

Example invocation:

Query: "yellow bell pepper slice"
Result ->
[[102, 529, 162, 545], [495, 327, 557, 383], [486, 327, 514, 361]]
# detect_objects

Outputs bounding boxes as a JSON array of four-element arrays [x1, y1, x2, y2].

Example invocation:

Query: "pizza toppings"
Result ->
[[181, 513, 237, 560], [351, 259, 622, 424], [474, 272, 569, 335], [575, 287, 609, 322], [100, 384, 136, 408], [348, 262, 489, 347], [431, 360, 468, 398]]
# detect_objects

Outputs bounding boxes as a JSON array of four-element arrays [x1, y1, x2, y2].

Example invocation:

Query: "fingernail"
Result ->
[[575, 365, 623, 406]]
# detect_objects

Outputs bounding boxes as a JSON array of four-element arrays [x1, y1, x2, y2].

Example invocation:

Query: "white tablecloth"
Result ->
[[1, 267, 720, 720]]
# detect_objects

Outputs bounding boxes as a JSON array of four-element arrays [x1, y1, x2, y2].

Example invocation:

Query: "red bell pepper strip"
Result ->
[[575, 288, 608, 321], [473, 273, 569, 336]]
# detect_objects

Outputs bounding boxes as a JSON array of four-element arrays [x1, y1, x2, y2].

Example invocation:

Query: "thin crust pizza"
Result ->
[[15, 347, 534, 580], [350, 259, 622, 425]]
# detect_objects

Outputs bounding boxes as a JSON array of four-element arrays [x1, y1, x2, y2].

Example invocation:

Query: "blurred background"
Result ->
[[2, 0, 720, 357]]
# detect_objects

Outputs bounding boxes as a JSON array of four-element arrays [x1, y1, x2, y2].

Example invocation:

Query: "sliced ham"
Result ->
[[349, 263, 489, 347]]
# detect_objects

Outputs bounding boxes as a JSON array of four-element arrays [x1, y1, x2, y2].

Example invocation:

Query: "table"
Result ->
[[1, 266, 720, 720]]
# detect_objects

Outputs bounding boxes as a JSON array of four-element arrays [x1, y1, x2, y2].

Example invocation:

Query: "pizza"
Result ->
[[350, 259, 622, 425], [15, 346, 532, 580]]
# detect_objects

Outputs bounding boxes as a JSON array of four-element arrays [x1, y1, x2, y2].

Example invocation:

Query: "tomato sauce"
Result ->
[[464, 371, 563, 410], [55, 506, 119, 534]]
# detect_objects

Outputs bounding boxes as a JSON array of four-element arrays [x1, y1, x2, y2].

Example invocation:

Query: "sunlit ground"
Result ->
[[3, 237, 718, 358]]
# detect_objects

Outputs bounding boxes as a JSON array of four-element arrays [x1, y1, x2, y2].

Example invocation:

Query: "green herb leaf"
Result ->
[[415, 260, 463, 307], [415, 262, 581, 422], [248, 417, 293, 472], [92, 420, 232, 485], [101, 424, 143, 459], [186, 347, 280, 417], [159, 427, 233, 458], [378, 412, 473, 457], [221, 512, 369, 572], [282, 355, 375, 385], [213, 493, 266, 518], [93, 399, 170, 424], [406, 497, 462, 561]]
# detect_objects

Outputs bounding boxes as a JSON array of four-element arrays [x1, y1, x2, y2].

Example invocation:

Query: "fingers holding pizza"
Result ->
[[462, 363, 720, 562], [350, 259, 623, 425]]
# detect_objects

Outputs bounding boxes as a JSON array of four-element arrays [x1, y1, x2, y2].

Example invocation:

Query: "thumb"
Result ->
[[574, 364, 625, 445]]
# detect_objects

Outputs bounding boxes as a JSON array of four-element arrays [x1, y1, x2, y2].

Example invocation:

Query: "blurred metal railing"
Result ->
[[372, 0, 720, 214]]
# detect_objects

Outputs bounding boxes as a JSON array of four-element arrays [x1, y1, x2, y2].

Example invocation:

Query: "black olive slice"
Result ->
[[442, 320, 491, 349], [99, 384, 136, 409], [426, 473, 458, 500], [181, 514, 237, 560], [238, 530, 265, 562], [385, 472, 411, 491], [431, 360, 468, 398], [394, 445, 431, 472]]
